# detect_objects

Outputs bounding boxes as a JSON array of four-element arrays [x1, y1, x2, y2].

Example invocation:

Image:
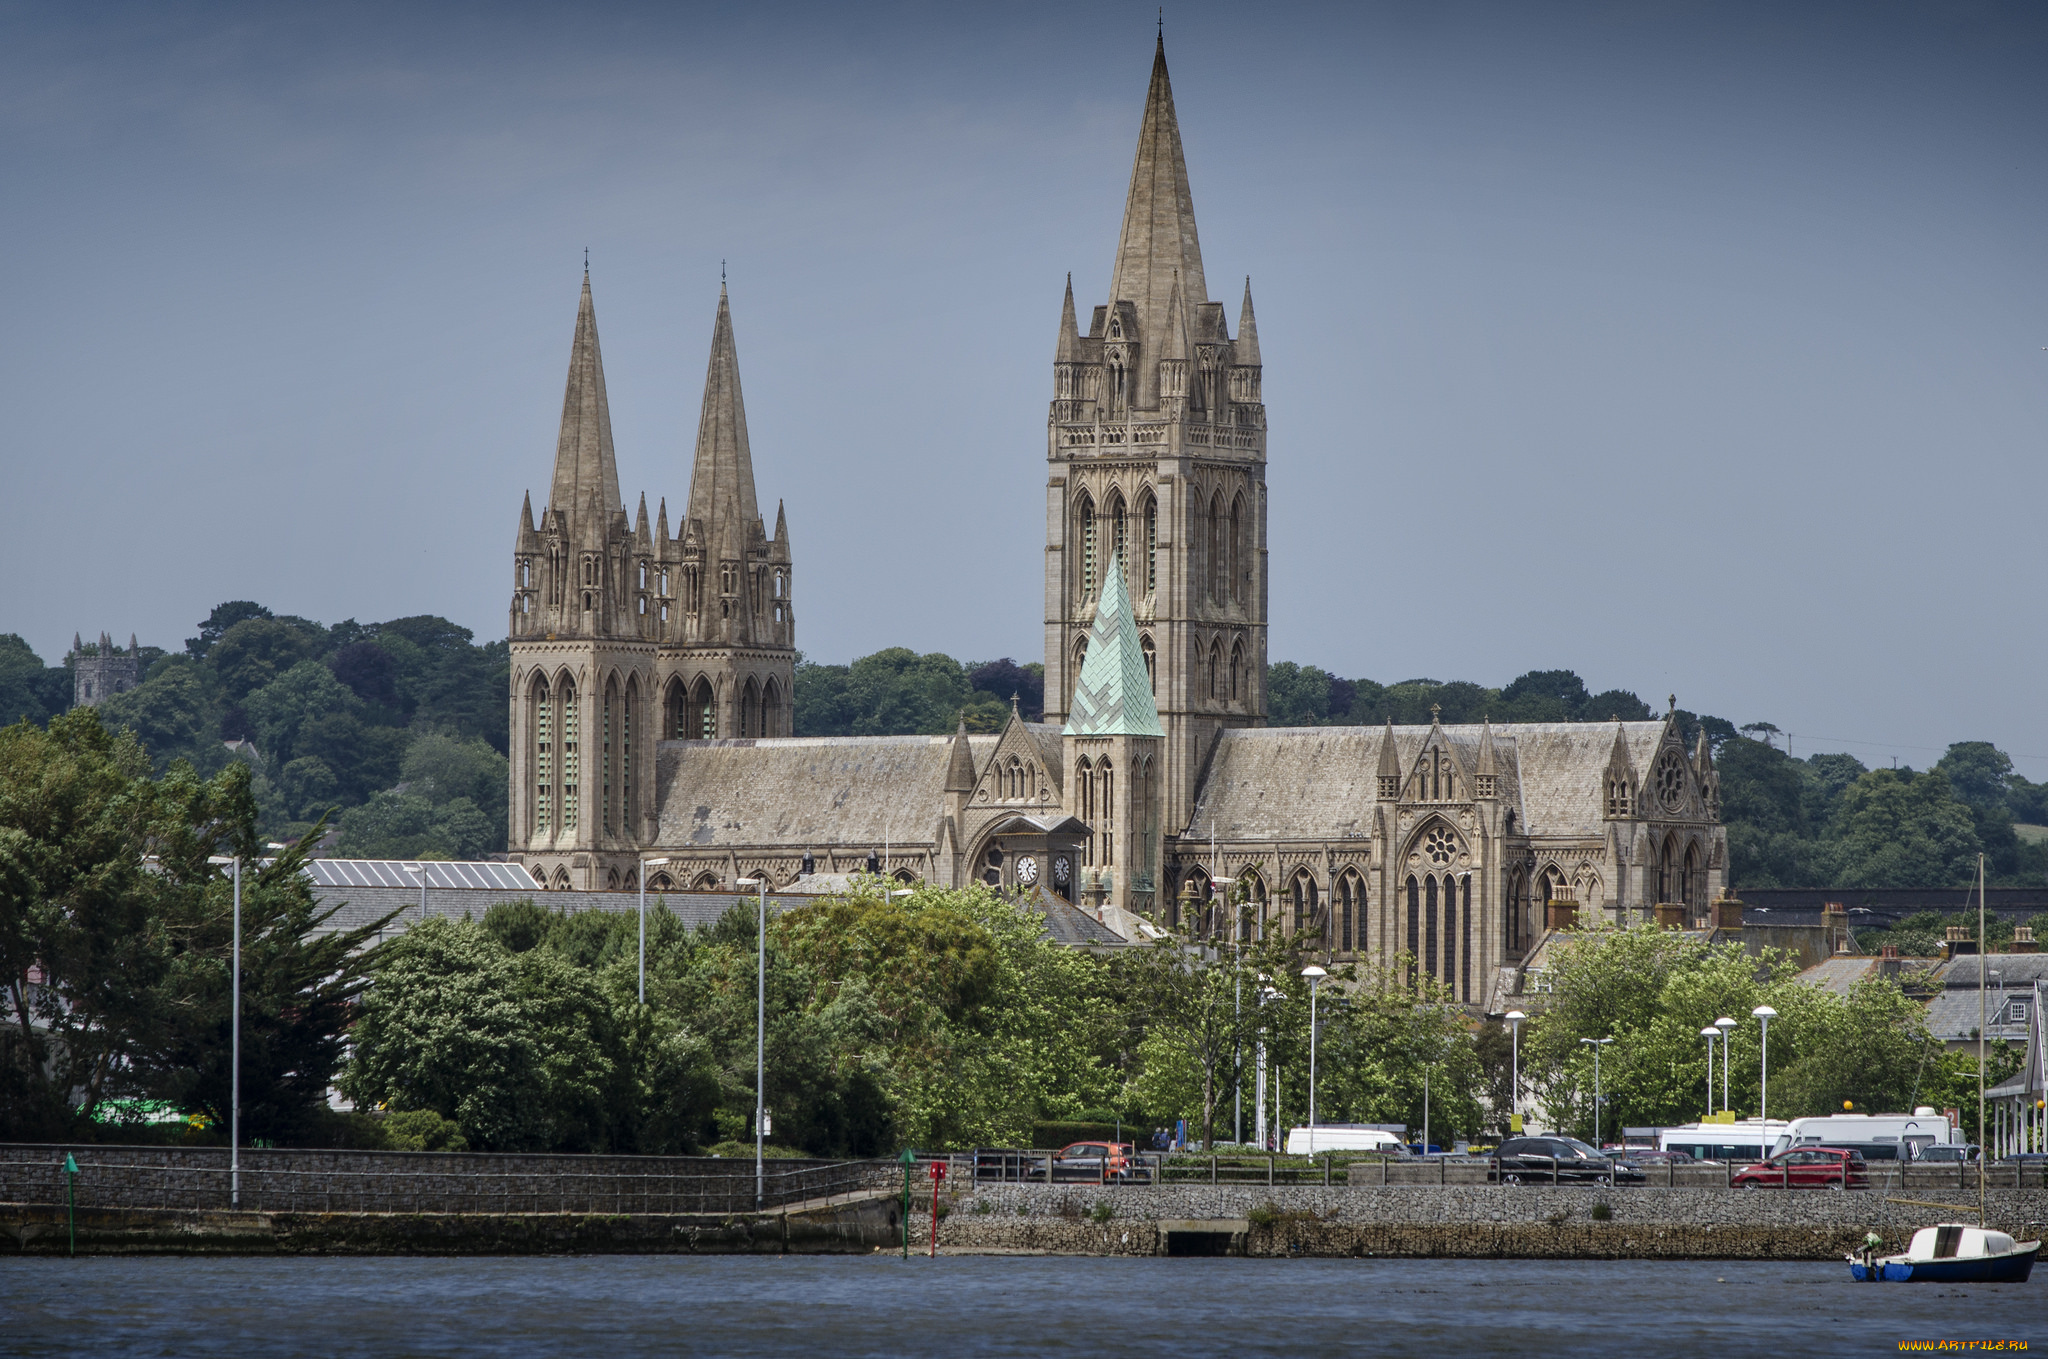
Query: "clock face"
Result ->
[[1053, 856, 1071, 885], [1016, 855, 1040, 886]]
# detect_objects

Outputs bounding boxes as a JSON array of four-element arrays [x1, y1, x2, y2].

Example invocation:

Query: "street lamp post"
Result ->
[[637, 856, 672, 1005], [1714, 1016, 1736, 1112], [206, 854, 242, 1209], [1504, 1011, 1526, 1132], [1753, 1005, 1779, 1150], [1302, 966, 1328, 1146], [1579, 1037, 1614, 1147], [1255, 982, 1278, 1151], [1700, 1026, 1720, 1118], [736, 875, 771, 1210]]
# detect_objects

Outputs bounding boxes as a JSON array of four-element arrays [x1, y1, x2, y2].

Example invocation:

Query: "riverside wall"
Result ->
[[925, 1184, 2048, 1260]]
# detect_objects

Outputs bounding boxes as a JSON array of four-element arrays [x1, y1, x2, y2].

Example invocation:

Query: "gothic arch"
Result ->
[[528, 670, 556, 840], [689, 675, 716, 739], [740, 676, 760, 739], [692, 871, 720, 890], [1228, 492, 1245, 606], [1140, 633, 1156, 693], [1290, 868, 1319, 936], [1335, 867, 1366, 954], [1106, 488, 1128, 579], [763, 676, 784, 739], [551, 867, 571, 890], [1229, 638, 1245, 702], [649, 871, 674, 891], [1075, 490, 1098, 604], [1682, 838, 1704, 914], [663, 675, 686, 738], [1139, 490, 1159, 595], [1207, 489, 1225, 603], [1207, 639, 1222, 700]]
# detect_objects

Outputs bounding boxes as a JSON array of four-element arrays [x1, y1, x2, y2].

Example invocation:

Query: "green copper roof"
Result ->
[[1063, 556, 1164, 738]]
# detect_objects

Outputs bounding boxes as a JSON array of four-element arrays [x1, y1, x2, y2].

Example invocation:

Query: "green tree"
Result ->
[[94, 657, 224, 774], [1820, 769, 1980, 888], [210, 617, 327, 704], [342, 917, 624, 1151]]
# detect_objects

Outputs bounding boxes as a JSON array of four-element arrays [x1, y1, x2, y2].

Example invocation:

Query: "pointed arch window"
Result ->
[[1229, 639, 1245, 702], [622, 677, 637, 836], [1337, 870, 1365, 954], [1076, 756, 1095, 863], [1207, 492, 1223, 603], [1097, 758, 1114, 866], [558, 679, 579, 832], [1144, 497, 1158, 595], [1140, 634, 1156, 694], [1077, 493, 1097, 603], [533, 677, 552, 837], [602, 679, 618, 837], [1291, 870, 1318, 936], [1207, 640, 1222, 700], [740, 678, 759, 739], [763, 678, 783, 739], [1110, 494, 1128, 578], [692, 678, 715, 739], [1229, 494, 1244, 606]]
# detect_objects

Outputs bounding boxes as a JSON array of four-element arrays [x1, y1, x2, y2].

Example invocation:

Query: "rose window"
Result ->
[[1656, 752, 1686, 811], [1424, 827, 1458, 865]]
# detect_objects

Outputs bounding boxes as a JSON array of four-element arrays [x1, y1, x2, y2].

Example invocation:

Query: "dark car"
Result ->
[[1731, 1146, 1867, 1189], [1490, 1136, 1644, 1185]]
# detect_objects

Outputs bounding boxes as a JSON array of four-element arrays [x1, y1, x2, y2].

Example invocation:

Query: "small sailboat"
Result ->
[[1849, 1225, 2040, 1283]]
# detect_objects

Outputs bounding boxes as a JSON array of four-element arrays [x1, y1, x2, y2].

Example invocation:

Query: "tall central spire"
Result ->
[[1108, 34, 1209, 355], [547, 270, 623, 520], [686, 283, 761, 533]]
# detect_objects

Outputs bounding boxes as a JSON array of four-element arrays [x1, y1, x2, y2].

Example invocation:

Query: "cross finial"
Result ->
[[1430, 703, 1441, 720], [1158, 7, 1163, 39], [1668, 694, 1677, 715], [583, 246, 588, 273], [721, 258, 726, 284]]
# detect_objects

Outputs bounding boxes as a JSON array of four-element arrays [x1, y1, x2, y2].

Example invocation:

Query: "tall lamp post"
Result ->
[[1579, 1037, 1613, 1147], [1700, 1026, 1720, 1117], [637, 856, 672, 1005], [1504, 1011, 1526, 1133], [1752, 1005, 1778, 1151], [1255, 982, 1279, 1151], [1714, 1016, 1736, 1112], [403, 862, 428, 925], [735, 875, 771, 1209], [205, 854, 244, 1209], [1302, 966, 1328, 1146]]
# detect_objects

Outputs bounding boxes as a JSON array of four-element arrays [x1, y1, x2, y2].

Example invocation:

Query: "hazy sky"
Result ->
[[4, 2, 2044, 773]]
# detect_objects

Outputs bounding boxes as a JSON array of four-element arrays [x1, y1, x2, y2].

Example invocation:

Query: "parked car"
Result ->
[[1489, 1136, 1645, 1185], [1916, 1143, 1979, 1163], [1731, 1146, 1868, 1189], [1053, 1141, 1136, 1180], [1620, 1149, 1696, 1166]]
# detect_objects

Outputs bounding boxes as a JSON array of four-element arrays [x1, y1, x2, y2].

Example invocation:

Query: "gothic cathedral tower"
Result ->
[[510, 274, 794, 890], [1046, 35, 1267, 849]]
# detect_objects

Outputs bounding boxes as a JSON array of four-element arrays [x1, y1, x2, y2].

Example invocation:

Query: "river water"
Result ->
[[3, 1255, 2037, 1356]]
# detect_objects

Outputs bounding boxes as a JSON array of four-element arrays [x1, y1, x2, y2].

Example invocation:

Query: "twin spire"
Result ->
[[538, 271, 766, 553]]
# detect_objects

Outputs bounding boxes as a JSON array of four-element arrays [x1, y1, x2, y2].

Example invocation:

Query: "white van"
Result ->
[[1285, 1126, 1403, 1155], [1770, 1109, 1958, 1160]]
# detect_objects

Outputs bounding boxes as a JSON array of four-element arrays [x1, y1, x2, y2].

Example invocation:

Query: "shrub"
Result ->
[[1591, 1200, 1613, 1221], [1089, 1200, 1116, 1224]]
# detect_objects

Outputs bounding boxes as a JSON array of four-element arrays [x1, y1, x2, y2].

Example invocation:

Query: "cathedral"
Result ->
[[505, 36, 1728, 1008]]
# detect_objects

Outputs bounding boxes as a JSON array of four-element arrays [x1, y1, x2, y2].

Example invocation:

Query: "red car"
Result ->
[[1732, 1146, 1868, 1189]]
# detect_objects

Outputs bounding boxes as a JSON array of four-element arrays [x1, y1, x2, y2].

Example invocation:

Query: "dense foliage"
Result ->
[[1524, 924, 2007, 1144], [795, 650, 1044, 735], [0, 710, 392, 1142], [49, 601, 509, 857]]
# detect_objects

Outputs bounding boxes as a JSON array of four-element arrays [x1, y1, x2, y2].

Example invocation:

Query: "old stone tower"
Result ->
[[509, 274, 794, 889], [70, 632, 141, 708], [1044, 34, 1268, 856]]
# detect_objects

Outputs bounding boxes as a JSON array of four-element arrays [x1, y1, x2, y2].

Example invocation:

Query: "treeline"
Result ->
[[10, 601, 512, 860], [795, 650, 1045, 735]]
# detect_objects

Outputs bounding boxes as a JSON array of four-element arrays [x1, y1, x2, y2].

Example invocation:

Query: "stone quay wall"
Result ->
[[927, 1183, 2048, 1260], [0, 1144, 889, 1217]]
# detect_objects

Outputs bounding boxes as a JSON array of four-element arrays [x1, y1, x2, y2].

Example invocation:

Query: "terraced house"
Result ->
[[502, 35, 1728, 1006]]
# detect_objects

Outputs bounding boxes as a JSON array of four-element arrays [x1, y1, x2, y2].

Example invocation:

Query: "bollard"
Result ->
[[63, 1152, 78, 1257]]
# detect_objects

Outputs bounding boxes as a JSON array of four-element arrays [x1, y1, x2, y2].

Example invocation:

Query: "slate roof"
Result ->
[[1186, 720, 1670, 840], [653, 733, 1000, 848], [309, 885, 804, 939], [1018, 884, 1130, 947]]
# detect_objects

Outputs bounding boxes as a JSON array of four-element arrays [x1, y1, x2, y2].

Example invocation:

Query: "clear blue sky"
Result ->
[[4, 2, 2044, 773]]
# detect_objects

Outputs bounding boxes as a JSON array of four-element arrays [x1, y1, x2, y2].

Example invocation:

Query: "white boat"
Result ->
[[1848, 1224, 2040, 1283]]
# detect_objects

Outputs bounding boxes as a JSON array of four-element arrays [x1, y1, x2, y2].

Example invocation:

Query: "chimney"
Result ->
[[1546, 882, 1579, 932], [2010, 925, 2038, 954], [1944, 925, 1978, 957], [1711, 891, 1745, 931], [1654, 901, 1686, 931]]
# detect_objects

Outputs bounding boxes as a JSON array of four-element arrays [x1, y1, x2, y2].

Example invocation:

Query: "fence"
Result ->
[[0, 1145, 894, 1216]]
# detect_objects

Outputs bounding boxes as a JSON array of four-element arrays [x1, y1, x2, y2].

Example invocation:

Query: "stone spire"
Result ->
[[1476, 718, 1498, 777], [1055, 274, 1081, 363], [686, 283, 761, 536], [1235, 277, 1261, 365], [1062, 556, 1164, 737], [546, 270, 623, 521], [945, 716, 977, 792], [1108, 34, 1209, 365]]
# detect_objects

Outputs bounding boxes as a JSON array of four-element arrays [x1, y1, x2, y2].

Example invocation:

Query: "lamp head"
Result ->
[[643, 856, 671, 867], [1504, 1010, 1526, 1024], [1751, 1005, 1778, 1021], [1700, 1027, 1719, 1038], [1714, 1017, 1736, 1031], [1301, 965, 1328, 982], [735, 877, 762, 887]]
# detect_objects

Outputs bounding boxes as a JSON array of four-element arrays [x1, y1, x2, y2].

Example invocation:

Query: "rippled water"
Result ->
[[3, 1255, 2038, 1357]]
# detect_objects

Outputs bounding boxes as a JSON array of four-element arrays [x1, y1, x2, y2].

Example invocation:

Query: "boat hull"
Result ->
[[1847, 1242, 2039, 1283]]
